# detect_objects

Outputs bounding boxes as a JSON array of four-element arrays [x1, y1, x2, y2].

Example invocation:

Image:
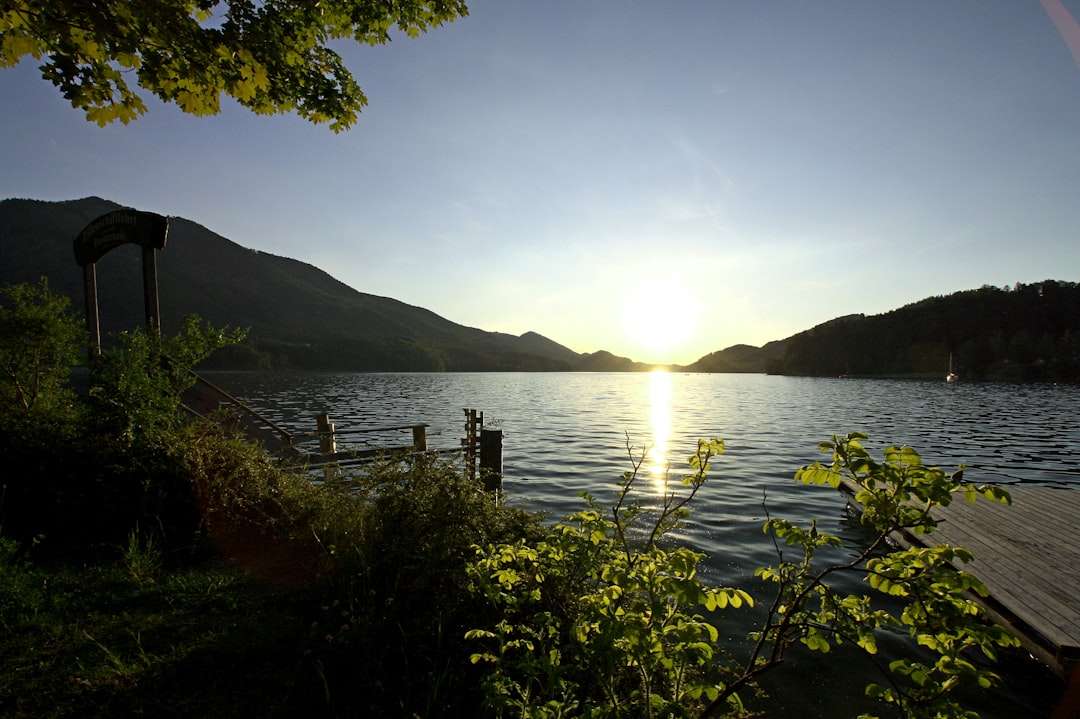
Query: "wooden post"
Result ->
[[141, 246, 161, 336], [1051, 662, 1080, 719], [316, 413, 338, 480], [83, 263, 101, 359], [479, 428, 503, 493], [412, 424, 427, 451], [463, 408, 479, 482]]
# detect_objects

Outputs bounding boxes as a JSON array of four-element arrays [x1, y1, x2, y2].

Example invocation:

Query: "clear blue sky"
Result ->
[[2, 1, 1079, 364]]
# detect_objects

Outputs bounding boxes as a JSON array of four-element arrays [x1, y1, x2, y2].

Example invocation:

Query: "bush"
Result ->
[[300, 455, 546, 717], [464, 435, 1019, 719], [86, 316, 244, 449], [0, 280, 247, 558], [0, 279, 83, 432], [176, 420, 367, 582]]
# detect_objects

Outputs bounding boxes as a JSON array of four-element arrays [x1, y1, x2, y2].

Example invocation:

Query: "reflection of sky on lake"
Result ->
[[648, 369, 672, 493]]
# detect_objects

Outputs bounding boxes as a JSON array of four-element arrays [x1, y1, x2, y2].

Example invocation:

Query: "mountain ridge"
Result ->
[[3, 197, 1077, 380], [0, 197, 648, 371]]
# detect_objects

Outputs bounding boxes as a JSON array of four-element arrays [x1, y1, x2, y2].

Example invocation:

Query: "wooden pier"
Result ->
[[183, 380, 503, 488], [838, 477, 1080, 679]]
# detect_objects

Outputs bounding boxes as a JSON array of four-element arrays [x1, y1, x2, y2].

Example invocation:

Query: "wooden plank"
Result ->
[[923, 519, 1080, 645], [934, 499, 1080, 569], [837, 477, 1080, 670], [293, 423, 430, 439], [934, 503, 1080, 583], [1004, 487, 1080, 520], [916, 501, 1080, 633], [941, 490, 1080, 578]]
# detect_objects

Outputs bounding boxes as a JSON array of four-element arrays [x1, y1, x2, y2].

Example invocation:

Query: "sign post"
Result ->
[[73, 209, 170, 358]]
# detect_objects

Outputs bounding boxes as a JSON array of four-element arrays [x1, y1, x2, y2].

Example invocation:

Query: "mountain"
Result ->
[[683, 341, 787, 373], [682, 284, 1080, 381], [758, 286, 1080, 381], [514, 331, 583, 366], [8, 198, 1074, 380], [575, 350, 654, 372], [0, 197, 616, 371], [764, 282, 1080, 380]]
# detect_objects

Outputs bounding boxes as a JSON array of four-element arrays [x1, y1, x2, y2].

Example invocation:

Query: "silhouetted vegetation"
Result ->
[[765, 281, 1080, 381], [0, 197, 649, 372], [0, 281, 1043, 717]]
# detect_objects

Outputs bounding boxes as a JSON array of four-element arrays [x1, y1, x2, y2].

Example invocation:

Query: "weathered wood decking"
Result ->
[[838, 478, 1080, 676]]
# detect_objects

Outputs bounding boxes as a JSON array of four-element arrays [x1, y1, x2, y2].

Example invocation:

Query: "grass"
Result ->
[[0, 441, 542, 719], [0, 555, 314, 718]]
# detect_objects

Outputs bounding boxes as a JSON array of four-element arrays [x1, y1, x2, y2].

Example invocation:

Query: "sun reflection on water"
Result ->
[[648, 369, 672, 493]]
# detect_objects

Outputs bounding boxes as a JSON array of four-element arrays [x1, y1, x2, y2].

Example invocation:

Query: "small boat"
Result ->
[[946, 352, 959, 384]]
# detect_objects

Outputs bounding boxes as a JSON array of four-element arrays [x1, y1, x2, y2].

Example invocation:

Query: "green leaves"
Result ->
[[464, 432, 1019, 719], [749, 434, 1024, 719], [794, 463, 841, 488], [0, 279, 83, 428], [465, 434, 748, 716], [0, 0, 469, 129]]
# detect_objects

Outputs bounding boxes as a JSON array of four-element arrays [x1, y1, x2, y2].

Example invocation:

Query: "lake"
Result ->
[[209, 371, 1079, 717]]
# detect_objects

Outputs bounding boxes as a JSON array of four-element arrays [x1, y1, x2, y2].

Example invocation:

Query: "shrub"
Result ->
[[464, 435, 1019, 719], [0, 280, 247, 558], [0, 279, 83, 431], [175, 420, 367, 581], [86, 316, 245, 449], [300, 455, 546, 717]]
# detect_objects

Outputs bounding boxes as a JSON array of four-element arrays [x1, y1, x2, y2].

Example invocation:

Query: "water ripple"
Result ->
[[207, 371, 1076, 717]]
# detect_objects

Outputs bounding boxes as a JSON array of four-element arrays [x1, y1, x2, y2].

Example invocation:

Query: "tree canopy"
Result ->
[[0, 0, 468, 131]]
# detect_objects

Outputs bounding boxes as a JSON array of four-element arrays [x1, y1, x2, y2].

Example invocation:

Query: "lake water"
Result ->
[[209, 371, 1079, 717]]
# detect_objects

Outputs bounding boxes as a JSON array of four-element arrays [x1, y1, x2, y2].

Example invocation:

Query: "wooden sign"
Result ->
[[73, 209, 169, 267], [73, 209, 171, 358]]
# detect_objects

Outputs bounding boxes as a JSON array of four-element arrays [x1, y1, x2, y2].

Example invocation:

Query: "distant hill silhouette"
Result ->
[[759, 284, 1080, 382], [684, 341, 788, 373], [682, 285, 1080, 381], [0, 197, 649, 371], [576, 350, 654, 372], [4, 198, 1076, 380]]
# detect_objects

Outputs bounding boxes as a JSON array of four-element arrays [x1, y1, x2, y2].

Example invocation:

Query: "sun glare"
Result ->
[[647, 368, 672, 490], [621, 281, 699, 359]]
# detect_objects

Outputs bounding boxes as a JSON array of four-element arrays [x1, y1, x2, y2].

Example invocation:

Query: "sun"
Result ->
[[621, 280, 699, 358]]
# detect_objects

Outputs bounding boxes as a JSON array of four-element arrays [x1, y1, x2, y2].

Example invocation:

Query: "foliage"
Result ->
[[0, 279, 246, 557], [303, 455, 546, 716], [176, 420, 369, 582], [739, 434, 1017, 719], [466, 435, 1020, 718], [0, 278, 82, 430], [0, 536, 47, 630], [87, 316, 245, 448], [0, 0, 468, 130], [466, 438, 752, 718]]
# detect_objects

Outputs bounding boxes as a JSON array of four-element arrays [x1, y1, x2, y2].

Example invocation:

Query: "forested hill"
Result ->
[[763, 282, 1080, 381], [0, 197, 642, 371], [5, 199, 1076, 378], [684, 342, 788, 373]]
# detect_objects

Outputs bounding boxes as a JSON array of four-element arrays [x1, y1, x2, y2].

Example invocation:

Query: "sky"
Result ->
[[2, 0, 1080, 365]]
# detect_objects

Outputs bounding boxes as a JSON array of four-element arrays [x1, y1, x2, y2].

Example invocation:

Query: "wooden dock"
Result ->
[[839, 478, 1080, 677], [182, 381, 504, 488]]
